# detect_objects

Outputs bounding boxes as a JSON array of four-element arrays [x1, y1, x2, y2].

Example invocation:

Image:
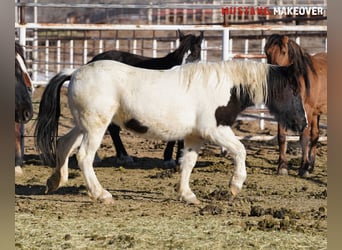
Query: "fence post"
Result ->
[[222, 28, 229, 60], [83, 40, 88, 65], [57, 40, 61, 73], [69, 40, 74, 69], [45, 40, 49, 81], [18, 4, 26, 47]]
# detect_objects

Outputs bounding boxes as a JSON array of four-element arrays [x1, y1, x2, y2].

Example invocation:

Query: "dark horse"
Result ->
[[15, 42, 34, 176], [264, 34, 327, 177], [88, 30, 203, 166]]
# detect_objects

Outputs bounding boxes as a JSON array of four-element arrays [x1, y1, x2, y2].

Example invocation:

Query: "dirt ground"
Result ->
[[15, 86, 327, 249]]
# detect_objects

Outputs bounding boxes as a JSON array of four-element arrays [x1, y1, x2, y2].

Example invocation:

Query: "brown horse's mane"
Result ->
[[265, 34, 316, 97]]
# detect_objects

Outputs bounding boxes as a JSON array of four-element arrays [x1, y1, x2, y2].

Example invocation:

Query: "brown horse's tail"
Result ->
[[34, 69, 74, 166]]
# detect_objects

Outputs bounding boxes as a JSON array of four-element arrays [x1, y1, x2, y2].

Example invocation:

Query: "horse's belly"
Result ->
[[113, 104, 195, 141]]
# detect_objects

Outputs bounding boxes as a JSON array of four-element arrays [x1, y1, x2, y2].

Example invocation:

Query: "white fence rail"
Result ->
[[15, 23, 327, 86]]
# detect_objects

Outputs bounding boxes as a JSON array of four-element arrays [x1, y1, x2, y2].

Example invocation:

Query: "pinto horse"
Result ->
[[89, 30, 202, 166], [264, 34, 327, 177], [35, 59, 307, 204], [15, 42, 34, 175]]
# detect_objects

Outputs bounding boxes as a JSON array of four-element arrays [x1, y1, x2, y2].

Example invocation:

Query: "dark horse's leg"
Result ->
[[163, 141, 176, 167], [107, 123, 133, 163], [175, 140, 184, 164], [277, 124, 289, 175], [163, 140, 184, 167], [299, 115, 320, 177], [15, 122, 24, 176]]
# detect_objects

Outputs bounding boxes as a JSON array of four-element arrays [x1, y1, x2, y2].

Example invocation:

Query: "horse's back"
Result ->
[[88, 50, 148, 65]]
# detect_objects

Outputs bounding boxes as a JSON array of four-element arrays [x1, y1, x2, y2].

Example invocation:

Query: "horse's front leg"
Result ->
[[77, 126, 114, 204], [177, 136, 203, 205], [209, 126, 247, 202], [277, 124, 289, 175]]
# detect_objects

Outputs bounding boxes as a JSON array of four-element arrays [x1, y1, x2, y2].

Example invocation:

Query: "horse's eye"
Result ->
[[281, 50, 286, 55]]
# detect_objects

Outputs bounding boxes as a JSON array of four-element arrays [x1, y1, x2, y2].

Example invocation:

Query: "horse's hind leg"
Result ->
[[46, 127, 83, 193], [209, 126, 247, 201], [77, 124, 113, 204], [177, 136, 203, 204], [107, 123, 133, 163], [176, 140, 184, 164], [163, 141, 177, 168], [163, 140, 184, 168]]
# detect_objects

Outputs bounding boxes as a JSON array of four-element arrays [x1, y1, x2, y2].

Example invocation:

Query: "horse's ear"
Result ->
[[178, 29, 185, 39]]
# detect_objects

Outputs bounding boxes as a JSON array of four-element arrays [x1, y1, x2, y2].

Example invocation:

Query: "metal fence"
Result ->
[[15, 23, 327, 86]]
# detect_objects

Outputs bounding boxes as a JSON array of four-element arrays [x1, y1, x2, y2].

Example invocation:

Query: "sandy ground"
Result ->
[[15, 86, 327, 249]]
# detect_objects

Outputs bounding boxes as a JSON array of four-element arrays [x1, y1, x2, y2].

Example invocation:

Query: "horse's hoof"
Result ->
[[178, 193, 201, 205], [45, 176, 60, 194], [229, 182, 241, 197], [100, 197, 115, 205], [298, 169, 309, 178], [277, 168, 288, 175], [15, 166, 23, 177]]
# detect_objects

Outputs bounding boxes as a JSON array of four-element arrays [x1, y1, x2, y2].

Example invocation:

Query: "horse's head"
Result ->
[[264, 34, 293, 66], [177, 30, 203, 63], [265, 34, 315, 101], [266, 65, 308, 132], [15, 43, 34, 123]]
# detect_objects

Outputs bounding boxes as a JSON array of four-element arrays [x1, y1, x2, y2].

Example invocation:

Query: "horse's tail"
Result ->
[[34, 69, 75, 166]]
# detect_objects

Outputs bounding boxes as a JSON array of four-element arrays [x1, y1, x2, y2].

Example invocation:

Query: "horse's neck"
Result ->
[[163, 50, 184, 65]]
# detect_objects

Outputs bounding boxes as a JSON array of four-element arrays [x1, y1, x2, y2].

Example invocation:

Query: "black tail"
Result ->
[[34, 71, 73, 166]]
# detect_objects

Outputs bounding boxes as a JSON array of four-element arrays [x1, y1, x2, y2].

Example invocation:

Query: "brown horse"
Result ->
[[264, 34, 327, 177]]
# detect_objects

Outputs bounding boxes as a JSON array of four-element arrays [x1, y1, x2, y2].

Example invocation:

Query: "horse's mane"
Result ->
[[182, 61, 270, 104], [264, 34, 315, 96]]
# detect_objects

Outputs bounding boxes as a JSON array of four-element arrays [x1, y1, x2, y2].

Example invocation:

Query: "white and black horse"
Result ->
[[35, 60, 307, 204], [15, 42, 34, 176]]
